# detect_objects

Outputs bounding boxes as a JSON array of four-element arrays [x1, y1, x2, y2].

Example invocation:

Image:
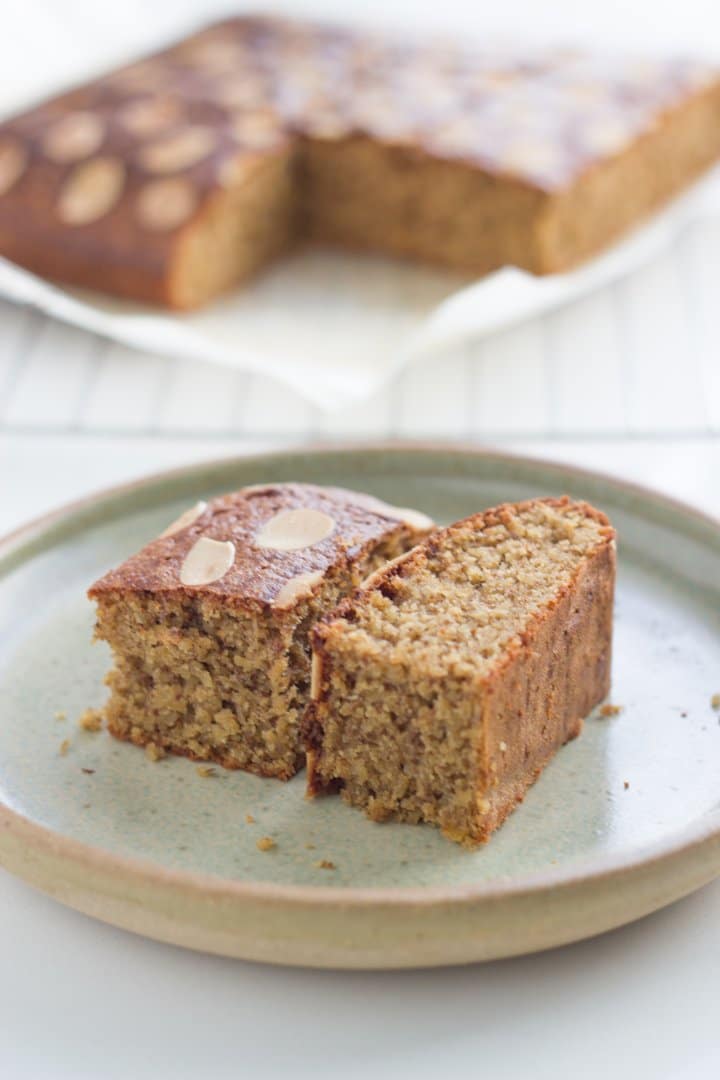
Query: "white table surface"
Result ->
[[2, 0, 720, 1076]]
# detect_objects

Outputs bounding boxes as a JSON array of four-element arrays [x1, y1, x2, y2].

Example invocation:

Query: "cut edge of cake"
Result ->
[[304, 496, 616, 844]]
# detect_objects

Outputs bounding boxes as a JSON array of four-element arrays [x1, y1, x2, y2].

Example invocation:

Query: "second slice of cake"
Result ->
[[89, 483, 432, 779], [305, 497, 615, 843]]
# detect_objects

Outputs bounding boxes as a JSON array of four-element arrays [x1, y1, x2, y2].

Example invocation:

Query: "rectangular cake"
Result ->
[[304, 497, 615, 844], [1, 16, 718, 307], [88, 483, 432, 778]]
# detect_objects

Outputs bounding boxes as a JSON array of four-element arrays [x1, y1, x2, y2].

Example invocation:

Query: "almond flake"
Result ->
[[138, 126, 216, 173], [136, 177, 197, 231], [273, 570, 325, 609], [43, 112, 105, 163], [180, 536, 235, 586], [255, 508, 335, 551], [0, 137, 27, 196], [57, 157, 125, 225], [160, 500, 207, 538]]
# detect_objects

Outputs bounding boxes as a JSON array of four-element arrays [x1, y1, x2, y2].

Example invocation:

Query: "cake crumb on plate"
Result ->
[[78, 708, 103, 732], [256, 836, 276, 852], [144, 742, 165, 762]]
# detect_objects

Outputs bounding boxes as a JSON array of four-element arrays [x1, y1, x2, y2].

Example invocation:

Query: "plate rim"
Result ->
[[1, 442, 719, 912]]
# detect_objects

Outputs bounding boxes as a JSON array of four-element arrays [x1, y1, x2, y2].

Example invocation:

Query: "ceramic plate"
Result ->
[[1, 445, 719, 969]]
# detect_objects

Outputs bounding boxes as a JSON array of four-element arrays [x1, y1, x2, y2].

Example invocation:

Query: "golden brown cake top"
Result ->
[[0, 15, 715, 246], [315, 496, 615, 678], [88, 482, 433, 610]]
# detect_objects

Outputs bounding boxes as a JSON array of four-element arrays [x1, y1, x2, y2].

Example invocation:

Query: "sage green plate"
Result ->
[[1, 445, 719, 969]]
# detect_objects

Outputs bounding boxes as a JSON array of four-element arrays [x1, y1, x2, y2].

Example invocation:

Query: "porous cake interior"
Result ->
[[171, 150, 298, 308], [298, 138, 544, 276], [94, 531, 412, 780], [167, 137, 546, 306], [307, 502, 613, 840]]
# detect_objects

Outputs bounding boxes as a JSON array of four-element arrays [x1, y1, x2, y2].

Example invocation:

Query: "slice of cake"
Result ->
[[88, 483, 432, 779], [304, 497, 615, 844]]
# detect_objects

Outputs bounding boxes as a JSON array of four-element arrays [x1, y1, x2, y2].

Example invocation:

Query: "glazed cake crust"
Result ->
[[89, 483, 430, 609], [305, 497, 616, 844], [1, 16, 719, 306], [89, 482, 432, 779]]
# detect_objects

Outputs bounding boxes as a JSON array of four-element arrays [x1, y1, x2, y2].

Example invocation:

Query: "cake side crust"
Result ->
[[467, 536, 615, 842], [535, 78, 720, 273]]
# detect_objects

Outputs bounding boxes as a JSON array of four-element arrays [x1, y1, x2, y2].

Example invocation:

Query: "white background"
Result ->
[[2, 1, 720, 1077]]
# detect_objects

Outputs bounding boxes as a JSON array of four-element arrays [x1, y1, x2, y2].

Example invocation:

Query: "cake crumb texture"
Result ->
[[305, 497, 616, 846], [78, 707, 103, 732], [145, 742, 166, 762]]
